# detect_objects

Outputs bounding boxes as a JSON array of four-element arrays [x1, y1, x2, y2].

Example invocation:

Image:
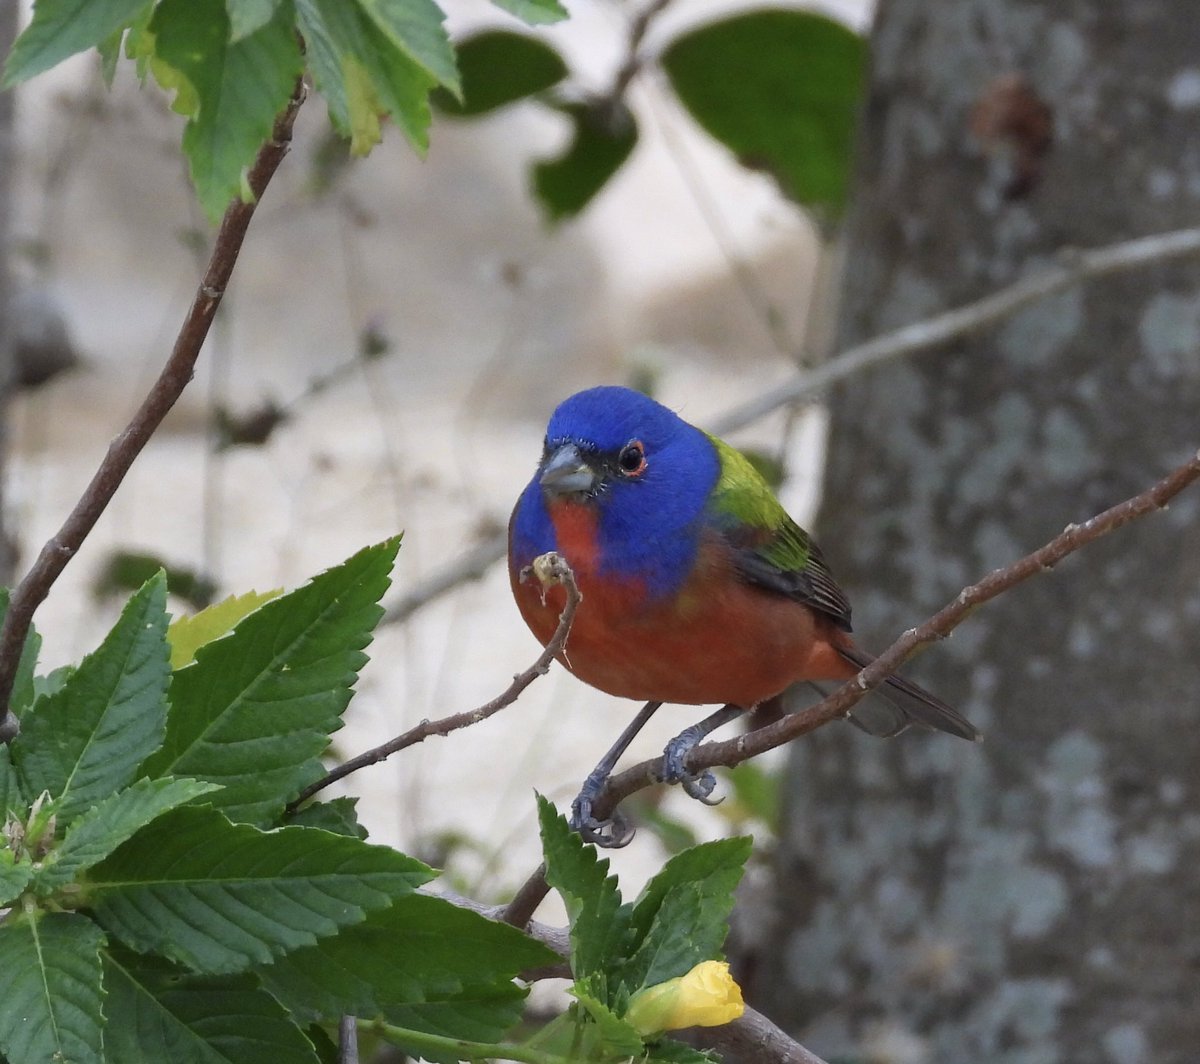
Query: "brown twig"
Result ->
[[503, 447, 1200, 943], [287, 553, 581, 811], [377, 226, 1200, 629], [590, 447, 1200, 820], [0, 82, 308, 742]]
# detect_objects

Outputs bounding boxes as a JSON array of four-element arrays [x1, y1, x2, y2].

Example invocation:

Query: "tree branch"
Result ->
[[0, 82, 308, 742], [377, 226, 1200, 628], [502, 446, 1200, 950], [287, 553, 581, 811], [592, 446, 1200, 820]]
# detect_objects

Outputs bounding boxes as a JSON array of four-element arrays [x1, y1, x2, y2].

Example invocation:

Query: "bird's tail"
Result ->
[[835, 645, 981, 742]]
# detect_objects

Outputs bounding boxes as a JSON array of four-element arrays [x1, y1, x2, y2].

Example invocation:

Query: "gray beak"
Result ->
[[539, 442, 596, 498]]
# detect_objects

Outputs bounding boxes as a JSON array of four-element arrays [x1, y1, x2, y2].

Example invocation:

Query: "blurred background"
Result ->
[[4, 0, 1200, 1060]]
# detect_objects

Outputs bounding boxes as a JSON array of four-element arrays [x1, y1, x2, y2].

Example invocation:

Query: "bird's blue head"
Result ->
[[511, 386, 720, 598]]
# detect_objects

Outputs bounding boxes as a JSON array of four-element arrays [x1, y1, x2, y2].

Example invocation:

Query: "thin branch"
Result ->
[[712, 226, 1200, 435], [502, 446, 1200, 951], [590, 447, 1200, 819], [337, 1014, 359, 1064], [287, 553, 581, 811], [0, 81, 308, 741], [377, 225, 1200, 628]]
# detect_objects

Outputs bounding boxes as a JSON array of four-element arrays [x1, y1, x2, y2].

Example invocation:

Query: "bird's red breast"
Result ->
[[510, 499, 856, 708]]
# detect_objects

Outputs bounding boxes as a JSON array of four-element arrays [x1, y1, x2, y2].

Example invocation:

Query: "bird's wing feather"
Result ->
[[703, 434, 853, 631]]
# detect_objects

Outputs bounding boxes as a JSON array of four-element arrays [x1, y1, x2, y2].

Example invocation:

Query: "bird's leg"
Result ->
[[570, 700, 663, 847], [660, 704, 743, 803]]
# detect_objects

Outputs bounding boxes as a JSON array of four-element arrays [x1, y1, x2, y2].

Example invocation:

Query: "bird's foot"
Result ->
[[569, 791, 635, 848], [659, 731, 723, 807]]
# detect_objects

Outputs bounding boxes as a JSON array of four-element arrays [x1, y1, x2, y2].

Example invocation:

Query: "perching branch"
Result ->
[[594, 446, 1200, 822], [379, 225, 1200, 628], [504, 447, 1200, 946], [0, 82, 308, 742], [287, 552, 581, 811]]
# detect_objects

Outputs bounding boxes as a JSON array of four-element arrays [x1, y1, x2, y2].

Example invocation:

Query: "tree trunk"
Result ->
[[760, 2, 1200, 1061]]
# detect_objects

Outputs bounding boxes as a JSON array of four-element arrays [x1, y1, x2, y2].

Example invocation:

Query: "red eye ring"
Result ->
[[617, 440, 646, 477]]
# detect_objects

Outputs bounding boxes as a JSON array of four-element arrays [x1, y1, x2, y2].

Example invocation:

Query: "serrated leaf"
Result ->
[[433, 31, 566, 116], [662, 10, 865, 213], [355, 0, 458, 94], [533, 100, 637, 222], [150, 0, 303, 221], [104, 947, 320, 1064], [622, 883, 706, 992], [12, 574, 171, 824], [142, 538, 400, 825], [297, 0, 436, 153], [0, 849, 35, 907], [488, 0, 567, 26], [2, 0, 150, 85], [0, 912, 106, 1064], [647, 1040, 721, 1063], [286, 796, 367, 838], [627, 837, 752, 950], [36, 777, 221, 892], [0, 745, 24, 818], [258, 892, 554, 1023], [571, 980, 645, 1057], [88, 806, 432, 974], [536, 795, 628, 982], [226, 0, 283, 40], [381, 981, 528, 1064], [168, 588, 282, 670]]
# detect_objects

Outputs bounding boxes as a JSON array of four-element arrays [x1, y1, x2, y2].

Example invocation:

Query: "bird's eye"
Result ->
[[617, 440, 646, 476]]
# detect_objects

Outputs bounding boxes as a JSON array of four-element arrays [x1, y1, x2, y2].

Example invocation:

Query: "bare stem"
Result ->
[[287, 553, 581, 811], [0, 82, 308, 742], [381, 226, 1200, 627]]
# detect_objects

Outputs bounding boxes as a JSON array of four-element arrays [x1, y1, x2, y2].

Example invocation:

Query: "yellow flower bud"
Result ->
[[626, 960, 745, 1035]]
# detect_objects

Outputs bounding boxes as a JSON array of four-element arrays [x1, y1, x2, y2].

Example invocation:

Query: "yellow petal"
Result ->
[[627, 960, 745, 1035]]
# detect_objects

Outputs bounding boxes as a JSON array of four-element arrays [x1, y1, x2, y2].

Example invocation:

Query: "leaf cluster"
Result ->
[[532, 796, 753, 1064], [437, 10, 866, 222], [0, 541, 556, 1064], [2, 0, 567, 220]]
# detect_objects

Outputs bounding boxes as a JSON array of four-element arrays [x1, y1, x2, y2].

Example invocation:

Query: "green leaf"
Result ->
[[488, 0, 568, 25], [570, 979, 644, 1058], [536, 795, 628, 982], [88, 806, 432, 974], [0, 849, 35, 907], [2, 0, 150, 85], [142, 538, 400, 826], [383, 980, 527, 1048], [150, 0, 303, 221], [258, 892, 555, 1022], [297, 0, 437, 153], [104, 947, 320, 1064], [286, 796, 368, 838], [167, 588, 282, 670], [627, 837, 752, 951], [12, 574, 171, 824], [647, 1040, 721, 1063], [533, 101, 637, 222], [433, 31, 566, 116], [662, 10, 866, 213], [355, 0, 458, 94], [0, 745, 24, 818], [622, 838, 752, 992], [226, 0, 283, 40], [0, 912, 106, 1064], [36, 777, 221, 892]]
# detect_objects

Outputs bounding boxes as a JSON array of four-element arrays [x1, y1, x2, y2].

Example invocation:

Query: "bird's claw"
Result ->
[[569, 796, 635, 848], [660, 737, 724, 806]]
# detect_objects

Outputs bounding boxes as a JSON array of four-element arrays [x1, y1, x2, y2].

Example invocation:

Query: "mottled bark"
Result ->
[[761, 2, 1200, 1062]]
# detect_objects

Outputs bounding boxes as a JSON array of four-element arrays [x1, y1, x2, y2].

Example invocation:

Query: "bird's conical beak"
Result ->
[[540, 442, 596, 498]]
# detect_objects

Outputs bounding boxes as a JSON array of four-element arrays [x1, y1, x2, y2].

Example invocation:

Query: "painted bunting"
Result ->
[[509, 386, 977, 839]]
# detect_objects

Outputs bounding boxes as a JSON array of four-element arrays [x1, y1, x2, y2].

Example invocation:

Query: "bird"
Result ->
[[509, 386, 978, 843]]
